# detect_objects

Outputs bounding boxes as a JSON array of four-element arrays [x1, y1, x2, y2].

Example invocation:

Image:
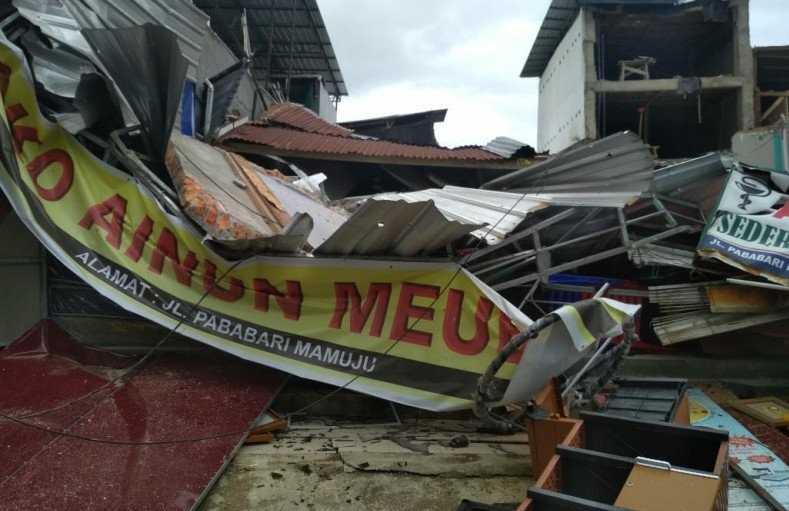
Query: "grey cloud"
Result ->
[[320, 0, 546, 91], [318, 1, 787, 148]]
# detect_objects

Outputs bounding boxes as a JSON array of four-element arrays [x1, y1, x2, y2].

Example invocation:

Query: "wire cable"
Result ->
[[0, 412, 250, 445], [2, 187, 535, 444], [2, 260, 244, 423], [283, 191, 534, 418]]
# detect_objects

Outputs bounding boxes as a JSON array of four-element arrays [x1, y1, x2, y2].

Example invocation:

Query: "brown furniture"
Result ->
[[614, 461, 721, 511], [519, 412, 729, 511], [528, 378, 691, 477]]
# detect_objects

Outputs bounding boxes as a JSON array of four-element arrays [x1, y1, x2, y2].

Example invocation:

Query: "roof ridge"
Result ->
[[220, 123, 511, 164]]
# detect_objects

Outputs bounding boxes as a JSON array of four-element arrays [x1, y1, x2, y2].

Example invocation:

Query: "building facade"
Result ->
[[523, 0, 754, 158]]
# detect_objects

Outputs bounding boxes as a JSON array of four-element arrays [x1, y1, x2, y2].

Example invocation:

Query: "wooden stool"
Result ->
[[619, 56, 656, 80]]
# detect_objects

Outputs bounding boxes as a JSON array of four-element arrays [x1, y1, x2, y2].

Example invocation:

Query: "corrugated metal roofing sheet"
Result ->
[[630, 244, 696, 269], [351, 186, 638, 249], [341, 109, 448, 130], [194, 0, 348, 96], [651, 310, 789, 345], [316, 186, 624, 257], [372, 187, 547, 243], [14, 0, 212, 81], [315, 200, 480, 257], [267, 102, 353, 137], [339, 109, 447, 146], [222, 124, 506, 163], [652, 152, 730, 215], [482, 131, 654, 193], [521, 0, 580, 78], [484, 136, 533, 158], [13, 0, 93, 57]]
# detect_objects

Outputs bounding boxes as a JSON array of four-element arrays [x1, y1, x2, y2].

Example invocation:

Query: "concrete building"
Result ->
[[196, 0, 348, 123], [522, 0, 754, 158]]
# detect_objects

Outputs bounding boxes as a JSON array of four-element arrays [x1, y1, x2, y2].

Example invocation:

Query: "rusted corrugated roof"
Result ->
[[221, 101, 520, 166], [166, 132, 347, 254], [222, 125, 505, 163], [267, 103, 354, 137]]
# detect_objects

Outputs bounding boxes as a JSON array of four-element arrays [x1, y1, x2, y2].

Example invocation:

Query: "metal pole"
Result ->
[[561, 337, 611, 399], [202, 80, 214, 139], [265, 0, 274, 89], [593, 282, 610, 299], [286, 0, 296, 100]]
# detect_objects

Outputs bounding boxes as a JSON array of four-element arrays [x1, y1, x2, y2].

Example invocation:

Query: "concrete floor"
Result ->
[[201, 419, 532, 511]]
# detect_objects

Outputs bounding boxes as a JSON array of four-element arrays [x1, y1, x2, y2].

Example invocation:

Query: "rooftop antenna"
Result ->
[[239, 8, 275, 113], [241, 8, 252, 61]]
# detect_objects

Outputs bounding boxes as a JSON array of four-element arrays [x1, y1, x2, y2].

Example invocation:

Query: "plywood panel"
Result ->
[[614, 464, 720, 511]]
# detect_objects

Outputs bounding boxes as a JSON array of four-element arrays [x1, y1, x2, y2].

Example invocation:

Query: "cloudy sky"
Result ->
[[319, 0, 787, 149]]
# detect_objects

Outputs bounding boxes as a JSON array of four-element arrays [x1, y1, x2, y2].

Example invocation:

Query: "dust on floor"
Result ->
[[201, 419, 532, 511]]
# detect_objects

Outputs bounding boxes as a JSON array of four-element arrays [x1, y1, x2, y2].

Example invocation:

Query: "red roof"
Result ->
[[221, 103, 507, 165], [267, 103, 354, 137]]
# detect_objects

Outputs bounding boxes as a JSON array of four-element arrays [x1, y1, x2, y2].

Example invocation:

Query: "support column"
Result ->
[[583, 9, 598, 140], [732, 0, 755, 129]]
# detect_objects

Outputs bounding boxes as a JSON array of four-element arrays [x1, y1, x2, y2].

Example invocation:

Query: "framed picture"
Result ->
[[730, 397, 789, 428]]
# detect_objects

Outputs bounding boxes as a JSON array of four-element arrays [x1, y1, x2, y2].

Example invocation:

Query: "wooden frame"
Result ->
[[729, 396, 789, 428]]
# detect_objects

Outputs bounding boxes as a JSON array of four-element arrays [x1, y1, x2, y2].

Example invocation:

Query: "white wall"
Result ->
[[319, 80, 337, 123], [537, 11, 587, 153]]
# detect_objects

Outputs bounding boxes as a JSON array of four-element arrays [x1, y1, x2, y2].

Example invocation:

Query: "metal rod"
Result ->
[[202, 80, 214, 139], [464, 209, 576, 263], [616, 209, 630, 246], [554, 207, 601, 245], [473, 209, 668, 277], [494, 225, 693, 290], [651, 196, 678, 227], [286, 0, 296, 100], [727, 278, 789, 292], [561, 337, 612, 399], [241, 8, 252, 57], [517, 280, 541, 310], [265, 0, 275, 88], [593, 282, 610, 298]]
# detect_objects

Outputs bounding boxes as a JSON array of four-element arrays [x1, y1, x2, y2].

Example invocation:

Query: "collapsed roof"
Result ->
[[221, 102, 525, 169], [340, 109, 448, 146]]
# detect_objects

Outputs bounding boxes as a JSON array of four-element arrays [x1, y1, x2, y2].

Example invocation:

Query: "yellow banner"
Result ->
[[0, 41, 532, 411]]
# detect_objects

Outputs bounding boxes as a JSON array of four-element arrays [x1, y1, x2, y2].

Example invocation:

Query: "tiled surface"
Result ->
[[0, 321, 285, 511]]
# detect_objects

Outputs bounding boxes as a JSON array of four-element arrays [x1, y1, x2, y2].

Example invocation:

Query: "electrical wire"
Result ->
[[0, 412, 249, 445], [282, 192, 534, 419], [0, 261, 243, 425]]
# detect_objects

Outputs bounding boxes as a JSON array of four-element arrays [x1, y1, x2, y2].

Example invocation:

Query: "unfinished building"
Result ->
[[523, 0, 754, 158]]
